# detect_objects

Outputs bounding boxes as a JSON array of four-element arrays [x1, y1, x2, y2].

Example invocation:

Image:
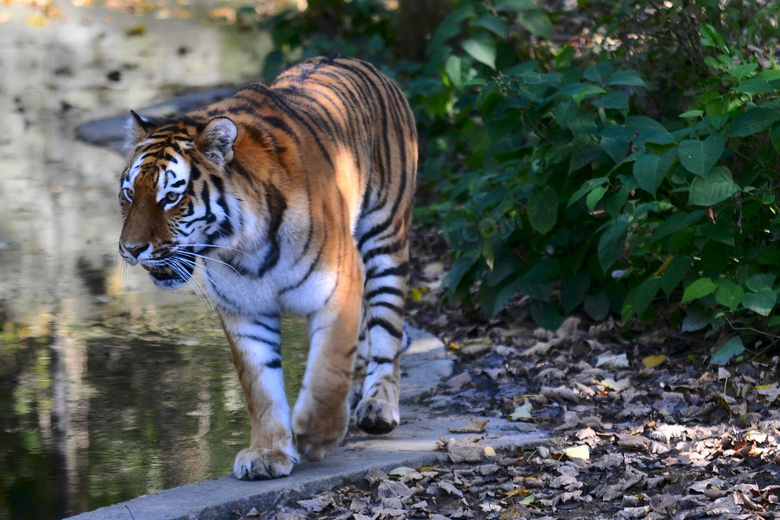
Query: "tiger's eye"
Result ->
[[166, 192, 180, 204], [123, 188, 134, 202]]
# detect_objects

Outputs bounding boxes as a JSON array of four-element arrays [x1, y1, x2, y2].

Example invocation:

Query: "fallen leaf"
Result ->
[[595, 353, 630, 369], [509, 401, 533, 421], [642, 354, 667, 368], [541, 386, 580, 403], [595, 377, 630, 392], [565, 445, 590, 460], [446, 437, 487, 463], [617, 433, 651, 451], [448, 418, 489, 433]]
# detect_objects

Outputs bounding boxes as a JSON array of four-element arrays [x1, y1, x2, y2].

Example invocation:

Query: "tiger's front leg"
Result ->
[[292, 252, 362, 462], [219, 311, 299, 479]]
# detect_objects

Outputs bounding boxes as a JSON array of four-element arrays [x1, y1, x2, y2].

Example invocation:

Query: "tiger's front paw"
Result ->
[[233, 447, 298, 480], [292, 399, 349, 462], [356, 398, 399, 435]]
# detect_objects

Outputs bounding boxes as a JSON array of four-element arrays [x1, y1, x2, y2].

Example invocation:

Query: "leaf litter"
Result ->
[[239, 249, 780, 519]]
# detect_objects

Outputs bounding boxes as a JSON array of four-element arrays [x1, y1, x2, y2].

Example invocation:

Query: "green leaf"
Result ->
[[715, 279, 743, 311], [728, 108, 780, 138], [561, 272, 590, 314], [572, 84, 606, 106], [679, 109, 704, 119], [746, 273, 776, 292], [529, 300, 562, 330], [584, 292, 610, 320], [517, 10, 552, 39], [688, 166, 738, 206], [682, 277, 717, 303], [527, 190, 558, 235], [710, 337, 745, 366], [601, 126, 630, 163], [771, 124, 780, 153], [480, 277, 520, 318], [598, 219, 629, 272], [630, 276, 662, 319], [586, 185, 607, 211], [472, 14, 507, 40], [626, 116, 676, 145], [445, 55, 463, 87], [731, 63, 758, 80], [584, 62, 612, 84], [741, 287, 777, 316], [633, 148, 677, 197], [442, 249, 480, 291], [732, 78, 775, 95], [606, 70, 648, 88], [568, 176, 609, 208], [593, 91, 629, 110], [555, 45, 574, 69], [701, 23, 727, 53], [682, 306, 712, 332], [460, 31, 497, 69], [678, 131, 725, 177], [649, 211, 705, 245], [494, 0, 537, 10], [427, 5, 475, 52], [661, 255, 690, 296]]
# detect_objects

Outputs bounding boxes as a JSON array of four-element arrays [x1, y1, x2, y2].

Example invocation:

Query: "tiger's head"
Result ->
[[118, 111, 238, 290]]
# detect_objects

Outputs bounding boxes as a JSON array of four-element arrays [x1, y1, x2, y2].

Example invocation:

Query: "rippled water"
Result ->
[[0, 3, 307, 518]]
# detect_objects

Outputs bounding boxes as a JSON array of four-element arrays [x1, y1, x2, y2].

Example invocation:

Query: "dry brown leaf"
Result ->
[[446, 437, 487, 463], [617, 433, 651, 451], [448, 418, 489, 433], [541, 385, 580, 403]]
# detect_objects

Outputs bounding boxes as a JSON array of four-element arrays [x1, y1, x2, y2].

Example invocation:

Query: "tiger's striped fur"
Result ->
[[117, 56, 417, 479]]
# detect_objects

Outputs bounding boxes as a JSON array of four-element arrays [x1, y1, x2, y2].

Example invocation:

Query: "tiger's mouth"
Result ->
[[141, 257, 195, 288]]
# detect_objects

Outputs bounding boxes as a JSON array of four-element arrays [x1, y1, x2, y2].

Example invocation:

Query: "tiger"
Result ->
[[117, 56, 417, 479]]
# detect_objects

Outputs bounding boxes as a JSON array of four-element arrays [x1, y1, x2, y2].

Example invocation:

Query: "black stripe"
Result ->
[[254, 320, 281, 335], [240, 334, 281, 353], [265, 358, 282, 369], [256, 183, 287, 278], [367, 317, 402, 339], [362, 239, 406, 264], [369, 301, 404, 315], [366, 262, 409, 280], [365, 286, 405, 300], [279, 234, 325, 294], [371, 354, 399, 365]]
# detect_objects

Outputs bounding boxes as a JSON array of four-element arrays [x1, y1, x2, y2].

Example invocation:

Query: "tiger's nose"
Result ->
[[123, 242, 150, 259]]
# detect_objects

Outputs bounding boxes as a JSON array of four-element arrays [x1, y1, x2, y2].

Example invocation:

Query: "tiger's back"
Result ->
[[118, 56, 417, 479]]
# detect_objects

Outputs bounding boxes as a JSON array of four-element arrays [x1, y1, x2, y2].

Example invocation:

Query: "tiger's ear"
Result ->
[[126, 110, 155, 145], [198, 117, 237, 166]]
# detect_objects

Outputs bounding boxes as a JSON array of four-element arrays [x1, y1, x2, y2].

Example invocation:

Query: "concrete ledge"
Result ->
[[67, 328, 546, 520]]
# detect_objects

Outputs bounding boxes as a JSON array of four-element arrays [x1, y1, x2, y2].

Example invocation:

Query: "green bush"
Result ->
[[255, 1, 780, 355], [437, 21, 780, 354]]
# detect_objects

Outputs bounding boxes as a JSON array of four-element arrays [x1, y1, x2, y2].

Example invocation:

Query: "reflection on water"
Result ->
[[0, 2, 301, 518]]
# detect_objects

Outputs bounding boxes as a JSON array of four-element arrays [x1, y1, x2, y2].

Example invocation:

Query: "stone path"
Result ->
[[67, 329, 545, 520]]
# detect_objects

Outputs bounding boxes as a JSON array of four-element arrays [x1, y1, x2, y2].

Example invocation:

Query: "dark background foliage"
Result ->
[[258, 0, 780, 362]]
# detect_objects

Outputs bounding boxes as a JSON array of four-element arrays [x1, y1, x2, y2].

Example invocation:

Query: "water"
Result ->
[[0, 3, 308, 518]]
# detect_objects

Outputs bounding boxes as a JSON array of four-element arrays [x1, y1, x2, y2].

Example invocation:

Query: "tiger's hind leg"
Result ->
[[354, 244, 409, 435], [349, 304, 370, 412]]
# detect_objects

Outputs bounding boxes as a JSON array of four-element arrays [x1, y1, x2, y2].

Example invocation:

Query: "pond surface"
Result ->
[[0, 3, 308, 518]]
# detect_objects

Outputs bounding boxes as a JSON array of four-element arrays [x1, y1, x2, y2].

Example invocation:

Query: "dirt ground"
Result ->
[[237, 231, 780, 520]]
